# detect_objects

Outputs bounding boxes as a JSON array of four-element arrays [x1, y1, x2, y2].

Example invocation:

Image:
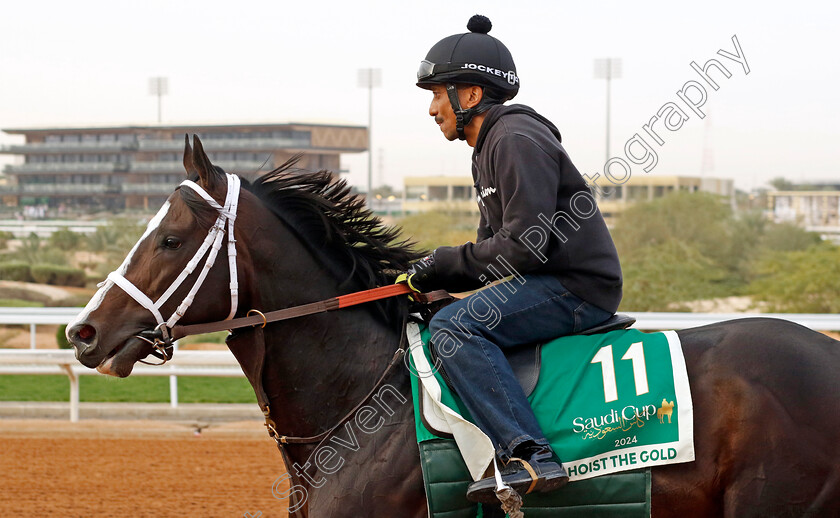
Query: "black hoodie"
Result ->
[[434, 103, 623, 313]]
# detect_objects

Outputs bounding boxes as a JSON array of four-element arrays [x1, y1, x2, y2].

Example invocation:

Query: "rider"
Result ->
[[406, 15, 623, 503]]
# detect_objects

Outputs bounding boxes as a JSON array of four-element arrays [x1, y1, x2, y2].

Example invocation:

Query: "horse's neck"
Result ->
[[261, 308, 423, 516], [244, 218, 405, 435], [261, 307, 405, 435], [242, 215, 425, 516]]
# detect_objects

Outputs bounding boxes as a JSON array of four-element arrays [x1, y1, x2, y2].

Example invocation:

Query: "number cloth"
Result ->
[[408, 322, 694, 481]]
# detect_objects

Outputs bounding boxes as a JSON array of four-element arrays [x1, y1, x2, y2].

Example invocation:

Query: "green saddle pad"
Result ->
[[409, 324, 695, 517]]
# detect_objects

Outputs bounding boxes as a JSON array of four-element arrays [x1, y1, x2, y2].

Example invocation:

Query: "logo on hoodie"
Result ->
[[476, 185, 497, 206]]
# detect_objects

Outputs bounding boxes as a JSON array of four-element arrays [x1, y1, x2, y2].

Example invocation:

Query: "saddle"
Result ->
[[428, 313, 636, 396]]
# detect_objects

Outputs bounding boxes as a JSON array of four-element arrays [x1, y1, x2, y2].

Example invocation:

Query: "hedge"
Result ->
[[30, 264, 87, 287], [0, 262, 33, 282]]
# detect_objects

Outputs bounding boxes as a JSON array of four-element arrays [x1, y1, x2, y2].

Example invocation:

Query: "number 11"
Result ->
[[590, 342, 649, 403]]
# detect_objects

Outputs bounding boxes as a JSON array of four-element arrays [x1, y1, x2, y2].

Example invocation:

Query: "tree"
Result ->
[[49, 228, 82, 251], [610, 191, 824, 309], [759, 222, 822, 253], [769, 177, 794, 191], [619, 240, 730, 311], [748, 242, 840, 313], [395, 212, 478, 253], [613, 192, 747, 291]]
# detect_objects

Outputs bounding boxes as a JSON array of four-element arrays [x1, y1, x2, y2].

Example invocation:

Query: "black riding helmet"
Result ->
[[417, 15, 519, 140]]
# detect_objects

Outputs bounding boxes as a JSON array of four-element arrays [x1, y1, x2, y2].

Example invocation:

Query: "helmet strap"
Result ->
[[445, 83, 501, 141], [445, 84, 469, 141]]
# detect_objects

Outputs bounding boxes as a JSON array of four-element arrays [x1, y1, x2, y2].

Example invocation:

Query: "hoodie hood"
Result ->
[[475, 103, 562, 153]]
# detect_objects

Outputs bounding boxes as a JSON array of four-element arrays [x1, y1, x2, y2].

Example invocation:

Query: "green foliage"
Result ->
[[614, 192, 733, 262], [177, 331, 229, 345], [30, 264, 86, 287], [0, 261, 33, 282], [769, 177, 795, 191], [619, 240, 730, 311], [87, 217, 146, 252], [56, 324, 72, 349], [748, 242, 840, 313], [0, 298, 44, 307], [87, 218, 146, 276], [612, 192, 825, 311], [0, 231, 14, 250], [759, 222, 822, 252], [48, 228, 82, 251], [7, 232, 68, 266], [395, 211, 478, 252]]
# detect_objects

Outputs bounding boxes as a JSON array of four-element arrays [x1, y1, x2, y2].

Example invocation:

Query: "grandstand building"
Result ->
[[0, 122, 367, 212]]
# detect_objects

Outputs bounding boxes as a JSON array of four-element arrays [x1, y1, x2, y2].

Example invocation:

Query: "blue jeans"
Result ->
[[429, 274, 612, 461]]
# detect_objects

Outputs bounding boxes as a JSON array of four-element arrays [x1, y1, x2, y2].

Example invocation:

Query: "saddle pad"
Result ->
[[418, 438, 651, 518], [408, 323, 694, 481]]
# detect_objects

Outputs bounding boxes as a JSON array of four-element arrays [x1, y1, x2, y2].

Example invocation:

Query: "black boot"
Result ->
[[466, 443, 569, 504]]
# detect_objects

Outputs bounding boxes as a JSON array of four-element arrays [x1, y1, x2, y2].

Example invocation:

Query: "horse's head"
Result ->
[[67, 135, 251, 377]]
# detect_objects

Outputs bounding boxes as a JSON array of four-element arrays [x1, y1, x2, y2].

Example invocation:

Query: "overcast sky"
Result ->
[[1, 0, 838, 192]]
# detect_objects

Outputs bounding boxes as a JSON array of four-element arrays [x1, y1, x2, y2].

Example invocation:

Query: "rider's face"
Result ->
[[428, 85, 461, 141]]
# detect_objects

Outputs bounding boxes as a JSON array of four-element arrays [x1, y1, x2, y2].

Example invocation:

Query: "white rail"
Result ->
[[2, 308, 840, 422], [631, 312, 840, 331], [6, 308, 840, 349]]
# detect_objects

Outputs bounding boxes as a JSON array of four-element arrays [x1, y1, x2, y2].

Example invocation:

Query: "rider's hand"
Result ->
[[403, 254, 438, 293]]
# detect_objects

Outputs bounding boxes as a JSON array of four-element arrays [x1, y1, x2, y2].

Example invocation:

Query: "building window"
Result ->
[[452, 186, 471, 200], [428, 186, 448, 200], [292, 131, 311, 142]]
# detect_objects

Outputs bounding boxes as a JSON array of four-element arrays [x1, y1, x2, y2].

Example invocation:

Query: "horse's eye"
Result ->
[[164, 237, 182, 250]]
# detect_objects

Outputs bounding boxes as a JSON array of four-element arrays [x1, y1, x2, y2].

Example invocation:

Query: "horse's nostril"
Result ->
[[77, 324, 96, 343]]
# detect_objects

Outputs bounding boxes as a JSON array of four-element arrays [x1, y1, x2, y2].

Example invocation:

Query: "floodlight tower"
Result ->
[[357, 68, 382, 200], [594, 59, 622, 163], [148, 77, 169, 124]]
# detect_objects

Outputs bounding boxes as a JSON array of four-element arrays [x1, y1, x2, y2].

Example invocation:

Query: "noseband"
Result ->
[[104, 173, 241, 364]]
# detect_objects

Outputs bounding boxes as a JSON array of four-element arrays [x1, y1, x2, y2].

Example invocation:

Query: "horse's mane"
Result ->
[[181, 155, 423, 301], [245, 156, 424, 291]]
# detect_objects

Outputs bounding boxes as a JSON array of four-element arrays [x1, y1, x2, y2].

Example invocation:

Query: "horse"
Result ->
[[67, 136, 840, 517]]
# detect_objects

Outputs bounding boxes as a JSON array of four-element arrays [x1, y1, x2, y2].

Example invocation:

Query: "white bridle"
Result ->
[[105, 173, 241, 345]]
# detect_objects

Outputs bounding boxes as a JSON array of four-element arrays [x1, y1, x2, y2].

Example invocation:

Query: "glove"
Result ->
[[404, 254, 438, 293]]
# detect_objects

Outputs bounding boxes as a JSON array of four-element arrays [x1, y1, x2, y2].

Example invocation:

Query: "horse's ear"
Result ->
[[191, 135, 223, 192], [183, 134, 198, 178]]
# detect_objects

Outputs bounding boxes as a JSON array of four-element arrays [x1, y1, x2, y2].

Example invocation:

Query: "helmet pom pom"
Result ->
[[467, 15, 492, 34]]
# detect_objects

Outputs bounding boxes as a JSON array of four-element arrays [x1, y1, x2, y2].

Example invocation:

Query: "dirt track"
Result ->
[[0, 419, 291, 517]]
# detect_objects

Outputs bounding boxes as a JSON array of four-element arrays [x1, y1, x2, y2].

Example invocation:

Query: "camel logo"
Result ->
[[657, 399, 674, 424]]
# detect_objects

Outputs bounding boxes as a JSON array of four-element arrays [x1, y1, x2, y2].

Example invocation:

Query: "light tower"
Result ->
[[148, 77, 169, 124], [594, 58, 622, 163], [357, 68, 382, 201]]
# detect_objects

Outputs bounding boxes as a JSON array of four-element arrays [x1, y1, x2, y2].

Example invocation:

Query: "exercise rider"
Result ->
[[405, 15, 623, 503]]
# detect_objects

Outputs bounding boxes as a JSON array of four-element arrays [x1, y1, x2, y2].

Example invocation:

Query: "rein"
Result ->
[[169, 283, 424, 340]]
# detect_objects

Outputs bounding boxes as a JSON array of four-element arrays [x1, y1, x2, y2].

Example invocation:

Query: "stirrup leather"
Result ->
[[506, 457, 539, 494]]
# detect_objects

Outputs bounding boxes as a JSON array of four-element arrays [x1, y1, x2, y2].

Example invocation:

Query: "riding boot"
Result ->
[[465, 442, 569, 504]]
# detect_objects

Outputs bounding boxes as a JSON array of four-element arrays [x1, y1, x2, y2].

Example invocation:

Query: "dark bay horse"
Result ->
[[67, 137, 840, 517]]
